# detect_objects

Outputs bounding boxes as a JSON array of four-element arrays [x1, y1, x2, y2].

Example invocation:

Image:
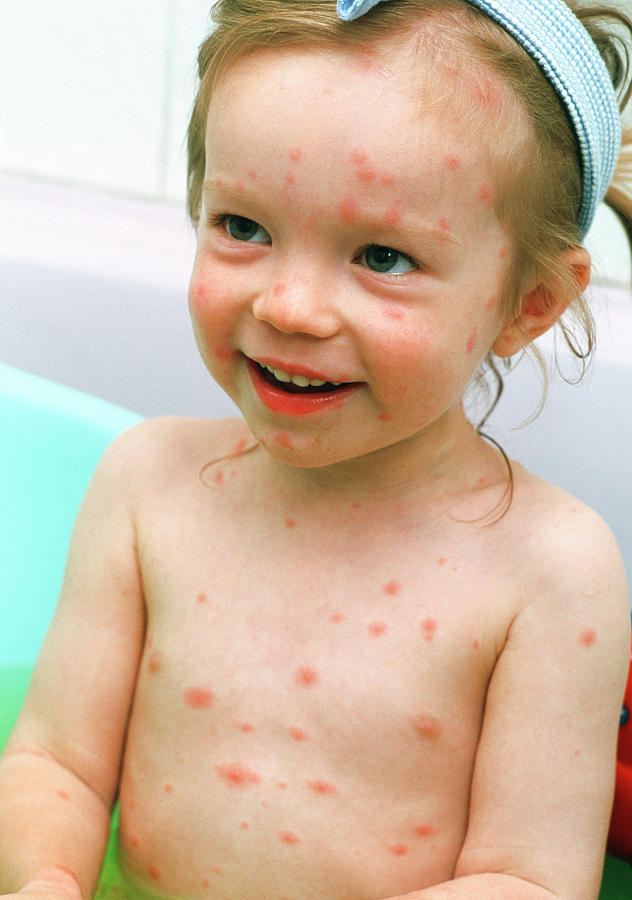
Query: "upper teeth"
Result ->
[[262, 364, 340, 388]]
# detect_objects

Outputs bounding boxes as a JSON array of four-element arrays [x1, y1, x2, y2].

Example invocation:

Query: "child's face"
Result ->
[[189, 33, 515, 470]]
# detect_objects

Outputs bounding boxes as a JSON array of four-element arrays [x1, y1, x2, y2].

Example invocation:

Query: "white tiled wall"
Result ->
[[0, 0, 212, 201]]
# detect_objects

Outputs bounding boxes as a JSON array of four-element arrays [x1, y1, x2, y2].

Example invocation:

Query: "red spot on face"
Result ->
[[280, 831, 300, 845], [478, 182, 495, 207], [295, 665, 319, 687], [214, 343, 235, 362], [412, 714, 443, 740], [184, 687, 215, 709], [340, 195, 359, 223], [215, 763, 262, 788], [579, 628, 597, 648], [378, 412, 394, 422], [273, 282, 287, 298], [421, 618, 438, 642], [274, 432, 294, 449], [413, 824, 435, 837], [438, 217, 451, 233], [388, 843, 409, 856], [466, 327, 478, 354], [384, 580, 401, 596], [486, 294, 498, 311], [307, 780, 337, 796], [499, 243, 510, 259], [290, 726, 309, 741], [149, 864, 161, 881], [382, 306, 404, 321], [383, 204, 402, 226], [444, 154, 461, 172], [368, 621, 387, 638]]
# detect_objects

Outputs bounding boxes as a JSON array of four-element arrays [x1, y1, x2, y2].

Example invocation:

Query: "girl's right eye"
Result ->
[[220, 215, 270, 244]]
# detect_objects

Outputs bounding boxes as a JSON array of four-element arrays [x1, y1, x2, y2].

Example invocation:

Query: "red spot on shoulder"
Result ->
[[340, 195, 359, 223], [384, 580, 401, 596], [368, 621, 387, 638], [295, 665, 319, 687], [307, 779, 337, 796], [421, 618, 438, 642], [280, 830, 300, 845], [184, 686, 215, 709], [388, 843, 409, 856], [579, 628, 597, 648], [290, 726, 309, 741], [215, 763, 262, 788]]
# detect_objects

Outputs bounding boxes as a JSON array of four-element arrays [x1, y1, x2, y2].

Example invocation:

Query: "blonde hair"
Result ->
[[187, 0, 632, 414]]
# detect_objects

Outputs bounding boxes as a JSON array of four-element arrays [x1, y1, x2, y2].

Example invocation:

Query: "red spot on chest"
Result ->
[[388, 843, 409, 856], [295, 665, 319, 687], [413, 824, 435, 837], [215, 763, 262, 788], [307, 779, 337, 796], [579, 628, 597, 648], [384, 580, 401, 596], [444, 154, 461, 172], [368, 621, 387, 638], [290, 726, 309, 741], [421, 618, 438, 642], [412, 714, 443, 740], [184, 686, 215, 709], [280, 830, 301, 845], [438, 217, 451, 233]]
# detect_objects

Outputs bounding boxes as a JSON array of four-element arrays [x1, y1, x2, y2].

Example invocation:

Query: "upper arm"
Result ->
[[7, 423, 149, 807], [456, 509, 630, 899]]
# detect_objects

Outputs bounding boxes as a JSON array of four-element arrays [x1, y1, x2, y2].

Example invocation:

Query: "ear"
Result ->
[[492, 248, 591, 359]]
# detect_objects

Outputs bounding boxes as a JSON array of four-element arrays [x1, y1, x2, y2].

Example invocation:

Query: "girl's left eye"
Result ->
[[359, 245, 416, 275], [221, 215, 270, 244]]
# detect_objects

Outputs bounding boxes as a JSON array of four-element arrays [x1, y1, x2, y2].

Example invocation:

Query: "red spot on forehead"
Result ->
[[421, 618, 438, 642], [295, 665, 319, 687], [384, 580, 401, 596], [280, 831, 300, 845], [466, 327, 478, 354], [184, 686, 215, 709], [579, 628, 597, 648], [383, 204, 402, 226], [368, 621, 387, 638], [340, 195, 359, 223], [215, 763, 262, 788], [307, 780, 337, 796]]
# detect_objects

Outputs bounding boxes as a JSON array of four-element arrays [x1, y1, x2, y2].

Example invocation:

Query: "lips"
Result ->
[[246, 357, 360, 415]]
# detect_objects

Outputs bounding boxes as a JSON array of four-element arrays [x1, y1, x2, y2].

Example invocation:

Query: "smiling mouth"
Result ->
[[255, 361, 347, 394]]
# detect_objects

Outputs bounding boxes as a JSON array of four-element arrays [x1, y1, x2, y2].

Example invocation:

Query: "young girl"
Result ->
[[1, 1, 631, 898]]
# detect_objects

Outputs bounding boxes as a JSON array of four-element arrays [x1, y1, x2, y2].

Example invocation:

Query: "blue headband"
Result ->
[[337, 0, 621, 238]]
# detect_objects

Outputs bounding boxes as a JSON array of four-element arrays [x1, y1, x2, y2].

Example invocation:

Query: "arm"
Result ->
[[0, 429, 146, 899], [388, 506, 630, 900]]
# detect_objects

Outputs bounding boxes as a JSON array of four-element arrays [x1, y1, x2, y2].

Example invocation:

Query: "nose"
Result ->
[[252, 275, 341, 338]]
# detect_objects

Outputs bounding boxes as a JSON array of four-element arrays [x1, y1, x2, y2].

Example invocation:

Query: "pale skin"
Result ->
[[0, 27, 630, 900]]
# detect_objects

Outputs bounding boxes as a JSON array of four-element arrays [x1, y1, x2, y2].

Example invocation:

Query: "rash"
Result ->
[[184, 687, 215, 709], [215, 763, 262, 787]]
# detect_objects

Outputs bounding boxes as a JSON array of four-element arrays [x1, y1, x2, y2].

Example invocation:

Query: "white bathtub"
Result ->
[[1, 173, 631, 584]]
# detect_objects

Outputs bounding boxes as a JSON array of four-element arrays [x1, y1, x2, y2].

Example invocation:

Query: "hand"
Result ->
[[5, 866, 84, 900]]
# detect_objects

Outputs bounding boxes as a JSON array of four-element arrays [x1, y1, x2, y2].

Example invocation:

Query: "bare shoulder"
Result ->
[[94, 415, 254, 494]]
